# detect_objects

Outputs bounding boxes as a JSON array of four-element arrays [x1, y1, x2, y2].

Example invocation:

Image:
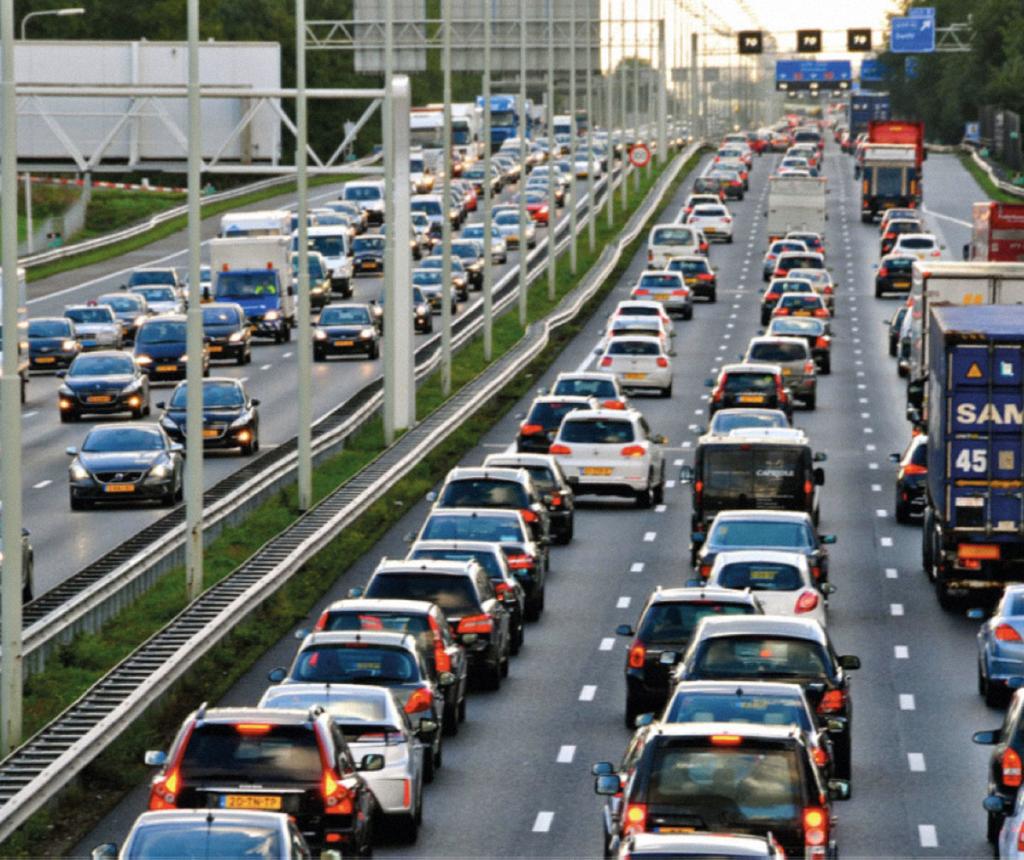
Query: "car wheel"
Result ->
[[653, 469, 665, 505], [391, 812, 419, 845], [500, 645, 510, 678], [820, 357, 831, 375], [174, 480, 184, 503], [314, 349, 325, 362], [661, 382, 673, 398], [442, 699, 459, 736], [625, 694, 643, 730], [131, 405, 145, 420], [423, 748, 436, 784], [895, 496, 911, 524], [161, 488, 176, 507], [804, 394, 816, 411], [525, 590, 544, 622], [875, 285, 883, 299], [202, 365, 210, 378], [922, 507, 936, 577], [481, 659, 502, 691], [60, 410, 77, 424], [683, 308, 693, 321], [936, 581, 958, 611], [236, 351, 247, 366], [889, 338, 898, 358], [708, 289, 716, 303], [726, 234, 733, 243], [241, 436, 257, 456], [70, 492, 87, 511], [988, 810, 1003, 845], [636, 482, 654, 509]]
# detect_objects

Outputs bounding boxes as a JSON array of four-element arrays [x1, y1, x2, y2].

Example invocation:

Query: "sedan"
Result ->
[[890, 433, 928, 523], [419, 255, 469, 301], [352, 235, 386, 275], [686, 204, 733, 243], [597, 336, 674, 397], [411, 269, 458, 315], [97, 292, 150, 344], [761, 240, 808, 281], [28, 317, 80, 371], [158, 378, 260, 455], [461, 224, 508, 264], [766, 316, 832, 374], [493, 209, 537, 249], [63, 305, 124, 351], [128, 284, 184, 315], [630, 270, 692, 320], [314, 303, 381, 360], [201, 302, 252, 365], [134, 315, 210, 383], [67, 423, 183, 509], [665, 256, 716, 303], [57, 351, 150, 422]]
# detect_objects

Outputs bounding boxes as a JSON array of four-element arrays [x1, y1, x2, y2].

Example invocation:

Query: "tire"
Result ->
[[70, 492, 87, 511], [161, 488, 176, 508], [236, 351, 247, 366], [457, 696, 467, 723], [922, 507, 936, 577], [21, 581, 32, 604], [370, 342, 380, 360], [500, 645, 510, 678], [423, 747, 436, 784], [661, 383, 673, 399], [314, 350, 325, 362], [442, 699, 459, 736], [820, 357, 831, 375], [60, 410, 77, 424], [889, 338, 897, 358], [131, 405, 145, 420], [988, 810, 1003, 845], [625, 694, 643, 730], [636, 482, 654, 509], [726, 235, 733, 244], [804, 394, 816, 411], [241, 435, 258, 457], [391, 812, 419, 845], [832, 734, 852, 781], [683, 308, 693, 321], [875, 285, 883, 299], [481, 660, 502, 692], [525, 589, 544, 622], [653, 470, 665, 505], [936, 581, 958, 611], [895, 497, 911, 525], [708, 289, 716, 303]]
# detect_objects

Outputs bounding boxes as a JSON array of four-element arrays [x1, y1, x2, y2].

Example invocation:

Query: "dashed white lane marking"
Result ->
[[674, 458, 684, 466], [282, 351, 293, 359], [869, 462, 879, 470], [681, 441, 692, 448], [866, 444, 876, 451], [856, 370, 865, 377], [908, 752, 926, 772], [617, 596, 632, 608], [665, 480, 676, 489], [881, 536, 894, 547], [655, 504, 667, 513], [859, 397, 869, 404], [876, 509, 887, 517], [863, 427, 874, 434], [895, 645, 909, 659], [260, 363, 272, 370], [886, 567, 898, 579], [900, 694, 917, 711], [918, 824, 938, 848], [631, 562, 645, 573], [32, 479, 51, 489], [871, 484, 882, 492], [22, 410, 37, 419], [579, 685, 597, 702], [857, 383, 867, 389], [643, 531, 657, 542], [599, 638, 615, 651], [532, 811, 555, 833], [891, 602, 904, 616], [694, 409, 703, 415], [557, 745, 577, 763]]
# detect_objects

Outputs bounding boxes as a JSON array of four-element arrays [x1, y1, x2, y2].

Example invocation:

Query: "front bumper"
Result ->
[[248, 316, 288, 340], [164, 422, 254, 450], [140, 361, 187, 382], [207, 339, 247, 361], [60, 390, 144, 416], [316, 336, 376, 356], [70, 474, 172, 502]]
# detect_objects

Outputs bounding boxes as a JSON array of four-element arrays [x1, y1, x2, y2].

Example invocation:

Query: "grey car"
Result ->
[[743, 336, 817, 410]]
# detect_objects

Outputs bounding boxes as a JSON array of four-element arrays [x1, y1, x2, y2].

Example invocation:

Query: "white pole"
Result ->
[[392, 76, 414, 428], [546, 0, 556, 301], [482, 0, 493, 361], [633, 0, 641, 191], [441, 0, 453, 394], [620, 3, 628, 209], [657, 18, 667, 165], [383, 0, 397, 444], [23, 173, 31, 254], [296, 0, 312, 511], [567, 0, 577, 275], [605, 6, 614, 228], [585, 3, 595, 253], [517, 0, 528, 327]]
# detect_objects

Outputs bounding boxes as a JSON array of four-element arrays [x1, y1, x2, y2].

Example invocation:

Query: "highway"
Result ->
[[20, 173, 592, 596], [73, 143, 997, 859]]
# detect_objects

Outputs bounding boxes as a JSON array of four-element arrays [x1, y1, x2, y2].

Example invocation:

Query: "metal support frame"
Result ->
[[657, 18, 668, 164], [296, 0, 313, 511], [482, 0, 493, 361]]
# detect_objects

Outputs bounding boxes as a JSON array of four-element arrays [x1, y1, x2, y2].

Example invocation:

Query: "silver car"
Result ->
[[630, 270, 692, 320], [259, 683, 426, 840], [743, 335, 817, 410], [63, 304, 124, 350]]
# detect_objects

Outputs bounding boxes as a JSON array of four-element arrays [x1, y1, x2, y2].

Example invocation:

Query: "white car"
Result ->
[[705, 550, 832, 626], [574, 155, 601, 178], [993, 779, 1024, 859], [461, 224, 508, 264], [528, 164, 570, 191], [603, 315, 672, 351], [677, 194, 723, 222], [128, 285, 184, 315], [549, 407, 666, 507], [891, 232, 943, 261], [611, 300, 673, 330], [647, 223, 702, 268], [630, 270, 692, 320], [493, 209, 537, 249], [687, 204, 734, 243], [62, 305, 124, 350], [597, 334, 674, 397]]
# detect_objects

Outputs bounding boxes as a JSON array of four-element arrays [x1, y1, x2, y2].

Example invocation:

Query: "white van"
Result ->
[[297, 226, 354, 297], [647, 224, 702, 268], [343, 180, 386, 225], [218, 209, 291, 238]]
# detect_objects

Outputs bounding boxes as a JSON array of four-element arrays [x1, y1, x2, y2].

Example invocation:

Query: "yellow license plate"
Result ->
[[657, 827, 696, 834], [782, 368, 792, 375], [86, 395, 113, 404], [223, 795, 282, 811], [104, 483, 136, 493], [685, 278, 697, 285], [202, 429, 220, 438], [655, 294, 670, 301], [209, 345, 223, 353], [739, 394, 765, 403], [893, 280, 910, 288], [334, 340, 354, 347], [35, 356, 56, 364], [364, 262, 379, 269], [583, 467, 614, 476], [704, 227, 717, 233], [156, 364, 178, 372], [625, 372, 647, 380], [794, 310, 811, 316]]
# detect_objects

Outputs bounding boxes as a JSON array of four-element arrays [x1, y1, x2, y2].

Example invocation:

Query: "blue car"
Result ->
[[977, 585, 1024, 706]]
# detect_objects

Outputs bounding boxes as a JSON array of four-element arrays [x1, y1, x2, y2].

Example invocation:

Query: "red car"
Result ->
[[516, 191, 550, 225]]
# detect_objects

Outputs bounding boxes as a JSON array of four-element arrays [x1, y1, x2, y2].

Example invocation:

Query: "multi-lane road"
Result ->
[[73, 142, 998, 858]]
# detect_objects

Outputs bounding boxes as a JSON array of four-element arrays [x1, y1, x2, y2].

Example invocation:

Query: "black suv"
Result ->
[[144, 705, 380, 853], [483, 452, 576, 545], [515, 395, 597, 454]]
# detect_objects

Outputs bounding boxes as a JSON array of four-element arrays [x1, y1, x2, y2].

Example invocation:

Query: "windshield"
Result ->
[[132, 287, 176, 302], [693, 636, 828, 679], [553, 378, 615, 398], [29, 320, 72, 337], [779, 256, 823, 271], [215, 272, 278, 300], [82, 428, 165, 452], [99, 297, 140, 313], [693, 207, 726, 218], [451, 243, 480, 260], [65, 308, 113, 324], [320, 306, 372, 326], [69, 355, 134, 376], [412, 271, 443, 287], [638, 601, 755, 645], [494, 212, 519, 226], [128, 271, 175, 287], [137, 321, 186, 344], [748, 342, 807, 363], [560, 419, 634, 444], [202, 307, 242, 326], [710, 412, 788, 434], [716, 561, 803, 591], [309, 235, 347, 257], [491, 110, 516, 126], [126, 820, 281, 859], [353, 237, 385, 253], [885, 257, 915, 273], [639, 274, 682, 289], [779, 295, 822, 310], [169, 382, 244, 409], [292, 644, 418, 684], [180, 723, 321, 783], [421, 513, 524, 543], [411, 200, 442, 216], [439, 479, 528, 509], [652, 228, 694, 245], [366, 573, 480, 613], [345, 186, 382, 201], [897, 237, 935, 249], [709, 519, 813, 549], [666, 692, 812, 732]]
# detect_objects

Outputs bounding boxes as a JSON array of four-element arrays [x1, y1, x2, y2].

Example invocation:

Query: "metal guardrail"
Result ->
[[19, 153, 381, 270], [0, 143, 698, 843], [968, 146, 1024, 199], [13, 153, 624, 673]]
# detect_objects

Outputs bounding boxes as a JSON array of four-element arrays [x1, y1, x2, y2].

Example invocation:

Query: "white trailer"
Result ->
[[765, 176, 827, 242], [218, 210, 292, 238]]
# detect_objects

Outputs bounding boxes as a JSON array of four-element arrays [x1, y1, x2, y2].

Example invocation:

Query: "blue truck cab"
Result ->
[[475, 94, 530, 148], [209, 236, 295, 344]]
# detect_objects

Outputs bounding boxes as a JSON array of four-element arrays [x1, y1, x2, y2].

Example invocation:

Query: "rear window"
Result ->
[[665, 691, 812, 732], [886, 257, 915, 272], [411, 548, 503, 580], [770, 319, 825, 337], [717, 561, 803, 591], [710, 412, 788, 434], [638, 601, 755, 644], [365, 573, 480, 613], [779, 256, 823, 270], [322, 610, 431, 636], [180, 724, 322, 783], [692, 206, 726, 217], [770, 242, 805, 255], [889, 221, 923, 234], [702, 449, 805, 504], [439, 479, 529, 509], [639, 274, 682, 288], [292, 644, 419, 683], [779, 295, 821, 309], [608, 340, 660, 356], [668, 259, 709, 275], [748, 342, 808, 363], [420, 513, 524, 543], [527, 401, 586, 430], [553, 378, 616, 398], [723, 373, 776, 393], [560, 419, 635, 444], [897, 237, 935, 249], [692, 636, 828, 680], [652, 227, 694, 245], [709, 519, 813, 549]]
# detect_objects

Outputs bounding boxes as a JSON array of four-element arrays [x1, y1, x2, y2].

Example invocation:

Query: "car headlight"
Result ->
[[264, 310, 280, 322], [416, 304, 429, 316], [360, 328, 375, 339], [228, 331, 244, 343], [135, 354, 152, 365], [62, 339, 77, 351], [70, 462, 89, 481], [314, 329, 328, 341], [180, 354, 189, 362], [149, 462, 169, 479]]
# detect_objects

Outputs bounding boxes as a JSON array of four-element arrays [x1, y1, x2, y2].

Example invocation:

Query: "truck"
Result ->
[[904, 262, 1024, 424], [447, 102, 484, 157], [209, 236, 295, 343], [868, 120, 926, 168], [968, 202, 1024, 262], [922, 304, 1024, 608], [475, 94, 532, 149], [765, 175, 828, 243], [218, 210, 292, 238], [0, 267, 29, 404], [858, 144, 920, 222], [409, 107, 445, 151], [848, 91, 890, 139]]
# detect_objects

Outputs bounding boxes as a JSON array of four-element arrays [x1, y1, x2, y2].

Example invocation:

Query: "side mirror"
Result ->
[[155, 402, 166, 410], [293, 627, 309, 640], [595, 774, 621, 796], [985, 794, 1010, 813], [267, 667, 287, 683], [635, 712, 655, 728], [888, 452, 901, 464], [820, 534, 837, 545], [615, 623, 635, 637], [438, 671, 456, 687], [821, 582, 837, 595], [966, 607, 986, 621], [679, 465, 694, 484], [55, 370, 66, 379], [828, 779, 851, 801], [425, 490, 438, 503], [90, 844, 117, 860], [659, 651, 679, 666], [813, 451, 827, 463], [65, 446, 78, 456], [839, 655, 861, 671], [358, 753, 385, 772], [704, 378, 714, 388], [347, 586, 364, 598], [418, 718, 439, 736], [251, 398, 261, 407], [144, 750, 167, 767], [814, 467, 825, 486], [973, 730, 1000, 745]]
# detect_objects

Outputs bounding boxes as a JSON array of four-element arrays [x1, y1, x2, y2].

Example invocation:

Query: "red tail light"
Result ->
[[549, 493, 563, 507], [520, 423, 544, 436], [621, 444, 647, 457], [433, 640, 452, 672], [812, 745, 829, 768], [149, 768, 180, 810], [804, 360, 816, 374], [823, 284, 834, 295], [775, 308, 791, 316], [811, 564, 821, 580], [671, 289, 689, 297], [765, 292, 780, 302], [804, 479, 813, 496], [803, 806, 828, 849], [506, 553, 535, 570], [313, 611, 329, 631], [813, 308, 829, 318], [623, 802, 647, 836], [817, 688, 845, 715], [647, 251, 653, 262], [712, 387, 723, 403], [322, 769, 354, 815], [634, 288, 650, 296], [495, 581, 514, 599], [457, 614, 495, 635], [628, 642, 646, 668], [901, 463, 927, 476], [795, 590, 820, 614], [656, 356, 669, 368], [404, 687, 435, 715], [996, 624, 1023, 643], [723, 216, 732, 223], [694, 480, 703, 502], [696, 273, 715, 281], [603, 399, 626, 410], [815, 336, 830, 349], [549, 443, 572, 455], [599, 357, 612, 367], [1004, 748, 1023, 787], [520, 508, 539, 523], [699, 564, 711, 579]]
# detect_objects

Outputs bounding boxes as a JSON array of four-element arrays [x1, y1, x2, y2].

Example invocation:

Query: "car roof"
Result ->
[[300, 629, 420, 650], [720, 362, 783, 375], [710, 549, 810, 569], [747, 335, 809, 347], [721, 427, 808, 444], [554, 371, 619, 383], [692, 614, 828, 644], [71, 349, 128, 359], [139, 313, 187, 323], [647, 586, 759, 605], [483, 452, 559, 469], [443, 466, 530, 484], [132, 810, 291, 829], [895, 232, 937, 242], [322, 597, 438, 616], [604, 334, 664, 345], [649, 721, 802, 742], [410, 539, 505, 556], [562, 408, 639, 422], [639, 269, 683, 277], [668, 679, 809, 700], [190, 706, 316, 726], [373, 558, 477, 578]]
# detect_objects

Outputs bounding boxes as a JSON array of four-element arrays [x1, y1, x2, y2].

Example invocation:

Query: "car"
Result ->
[[257, 684, 425, 843], [597, 336, 674, 397], [593, 722, 847, 859], [992, 786, 1024, 860], [325, 198, 368, 232], [715, 154, 749, 188], [976, 687, 1024, 843], [419, 255, 469, 301], [314, 304, 381, 361], [614, 586, 763, 724], [779, 156, 812, 174], [492, 209, 537, 249], [706, 363, 792, 418], [772, 292, 830, 321], [673, 615, 859, 779], [743, 336, 817, 409], [411, 268, 458, 315], [604, 315, 673, 351], [56, 350, 150, 422], [310, 598, 469, 733], [783, 231, 824, 256], [157, 377, 260, 455], [351, 234, 385, 275], [759, 277, 815, 326], [693, 508, 836, 585], [771, 251, 825, 282], [574, 153, 601, 178], [127, 284, 184, 316], [630, 270, 692, 320], [665, 256, 716, 303], [616, 832, 785, 860], [975, 585, 1024, 708], [201, 302, 252, 365], [67, 423, 183, 509], [343, 179, 386, 224], [706, 550, 832, 626], [879, 218, 925, 256], [63, 304, 124, 351], [376, 287, 433, 334], [706, 167, 744, 199], [765, 316, 832, 374], [91, 810, 319, 860], [704, 407, 790, 435], [886, 304, 911, 356], [410, 192, 450, 235], [410, 210, 436, 253], [761, 240, 808, 282], [133, 314, 210, 382], [482, 452, 576, 545], [686, 204, 733, 243], [647, 224, 702, 268], [127, 267, 182, 292], [787, 267, 836, 314], [549, 407, 666, 507], [517, 189, 556, 221], [550, 371, 629, 409], [290, 250, 332, 309], [413, 508, 548, 620], [875, 253, 917, 298], [97, 292, 150, 344], [514, 394, 597, 453], [28, 317, 81, 370], [678, 194, 724, 220], [692, 174, 727, 196], [889, 433, 927, 523], [462, 163, 500, 197], [449, 239, 486, 289], [610, 300, 673, 329], [459, 223, 508, 265], [891, 232, 943, 261], [429, 466, 551, 545], [879, 207, 918, 233], [144, 706, 380, 853]]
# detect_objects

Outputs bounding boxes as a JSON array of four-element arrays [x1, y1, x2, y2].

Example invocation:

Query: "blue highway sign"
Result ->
[[890, 15, 935, 53]]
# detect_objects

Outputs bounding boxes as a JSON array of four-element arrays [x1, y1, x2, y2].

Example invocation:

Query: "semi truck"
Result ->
[[868, 120, 926, 169], [0, 267, 28, 404], [967, 202, 1024, 262], [848, 92, 890, 139], [859, 143, 920, 222], [209, 236, 295, 342], [922, 304, 1024, 608], [475, 94, 533, 148], [765, 175, 827, 243]]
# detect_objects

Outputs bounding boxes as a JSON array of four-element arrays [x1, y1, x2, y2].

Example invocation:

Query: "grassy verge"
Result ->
[[959, 152, 1024, 204], [26, 173, 356, 284], [0, 149, 703, 857]]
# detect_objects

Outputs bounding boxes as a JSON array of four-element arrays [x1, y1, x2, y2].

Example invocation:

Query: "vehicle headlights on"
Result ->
[[415, 304, 429, 317], [228, 330, 245, 343], [360, 328, 375, 340], [149, 462, 170, 479], [70, 462, 90, 481], [314, 329, 328, 341], [61, 339, 78, 351], [263, 310, 281, 322], [135, 354, 153, 365]]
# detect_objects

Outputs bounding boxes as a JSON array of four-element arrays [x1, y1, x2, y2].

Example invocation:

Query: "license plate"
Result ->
[[782, 368, 792, 375], [893, 279, 910, 288], [156, 364, 178, 372], [364, 262, 379, 269], [739, 394, 765, 404], [104, 483, 135, 493], [704, 226, 717, 233], [334, 340, 354, 347], [625, 372, 646, 380], [35, 356, 56, 364], [86, 395, 113, 403], [794, 310, 811, 316], [583, 466, 613, 476], [202, 429, 220, 438], [222, 795, 282, 811], [209, 345, 223, 353], [685, 278, 697, 285], [656, 827, 696, 834], [655, 294, 670, 301]]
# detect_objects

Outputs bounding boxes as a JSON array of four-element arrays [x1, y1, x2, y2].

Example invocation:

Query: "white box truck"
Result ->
[[765, 175, 827, 243], [218, 209, 292, 238], [209, 236, 295, 342]]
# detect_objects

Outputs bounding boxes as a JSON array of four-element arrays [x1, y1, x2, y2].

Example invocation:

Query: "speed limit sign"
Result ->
[[629, 143, 651, 168]]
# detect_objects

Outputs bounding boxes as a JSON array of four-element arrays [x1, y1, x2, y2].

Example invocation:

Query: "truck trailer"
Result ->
[[765, 175, 828, 242], [968, 202, 1024, 262]]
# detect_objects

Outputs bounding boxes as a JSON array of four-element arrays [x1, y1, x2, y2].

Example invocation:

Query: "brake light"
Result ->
[[804, 479, 813, 496], [623, 802, 647, 835], [634, 288, 650, 296], [149, 768, 180, 810], [795, 591, 820, 614], [813, 308, 829, 318], [549, 443, 572, 455], [322, 769, 354, 815], [1005, 748, 1023, 787], [697, 273, 714, 281], [506, 553, 534, 570], [699, 564, 711, 579], [603, 399, 626, 410], [710, 734, 743, 746], [812, 745, 829, 767], [815, 336, 830, 349], [804, 806, 828, 849], [694, 480, 703, 502], [775, 308, 790, 316], [520, 508, 539, 523], [996, 624, 1023, 642], [549, 492, 563, 507], [656, 356, 669, 368], [817, 688, 845, 714], [628, 642, 646, 668], [765, 292, 780, 302], [901, 463, 926, 476], [600, 357, 612, 367], [804, 360, 815, 374], [457, 614, 495, 634], [314, 611, 329, 631], [404, 687, 435, 715], [823, 284, 833, 294], [647, 252, 653, 263], [235, 723, 273, 735], [621, 444, 647, 458], [671, 289, 689, 296], [712, 387, 723, 403], [495, 581, 514, 599], [520, 423, 544, 436]]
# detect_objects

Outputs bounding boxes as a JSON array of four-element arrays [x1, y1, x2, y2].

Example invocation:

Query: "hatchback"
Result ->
[[744, 336, 817, 409], [597, 336, 674, 397], [630, 271, 692, 319], [706, 550, 832, 626]]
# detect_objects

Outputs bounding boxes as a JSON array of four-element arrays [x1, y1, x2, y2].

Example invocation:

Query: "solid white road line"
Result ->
[[579, 685, 597, 702], [22, 411, 37, 420], [260, 364, 272, 371], [557, 745, 576, 763], [532, 812, 555, 833]]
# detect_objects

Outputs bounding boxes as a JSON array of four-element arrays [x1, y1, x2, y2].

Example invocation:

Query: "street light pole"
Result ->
[[545, 0, 555, 301], [585, 1, 595, 254], [441, 0, 453, 394], [482, 0, 493, 361], [295, 0, 313, 512], [517, 0, 528, 327], [632, 0, 640, 192], [567, 0, 577, 276], [605, 7, 614, 228], [19, 6, 84, 40]]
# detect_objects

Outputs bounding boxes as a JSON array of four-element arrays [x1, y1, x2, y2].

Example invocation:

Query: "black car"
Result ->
[[449, 240, 485, 290], [759, 279, 814, 326], [144, 706, 381, 854], [314, 304, 381, 361], [97, 292, 150, 344], [67, 423, 183, 509], [665, 256, 717, 302], [875, 254, 916, 298], [57, 351, 150, 422], [351, 235, 385, 276], [706, 364, 792, 419], [515, 395, 597, 454], [975, 690, 1024, 843], [431, 466, 551, 546], [615, 587, 763, 726], [290, 252, 332, 309], [358, 559, 512, 691], [157, 378, 260, 455], [28, 317, 81, 370], [411, 269, 458, 315], [134, 315, 210, 383], [201, 303, 252, 365], [375, 289, 433, 335], [483, 452, 576, 545], [886, 304, 910, 356], [890, 433, 927, 523]]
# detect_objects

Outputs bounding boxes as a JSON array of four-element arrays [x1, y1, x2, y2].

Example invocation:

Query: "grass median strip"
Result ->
[[959, 152, 1023, 204], [1, 148, 703, 857]]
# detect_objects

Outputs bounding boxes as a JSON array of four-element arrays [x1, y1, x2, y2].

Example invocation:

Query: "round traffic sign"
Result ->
[[629, 143, 651, 168]]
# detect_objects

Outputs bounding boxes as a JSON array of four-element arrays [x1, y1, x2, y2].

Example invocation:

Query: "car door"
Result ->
[[477, 571, 509, 652]]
